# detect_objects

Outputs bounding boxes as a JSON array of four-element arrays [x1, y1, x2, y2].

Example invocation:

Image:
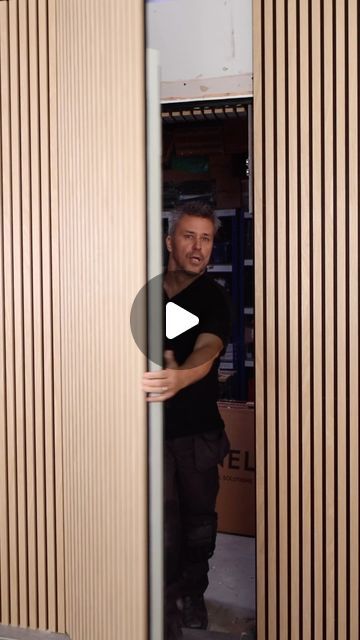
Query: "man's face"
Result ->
[[166, 214, 215, 275]]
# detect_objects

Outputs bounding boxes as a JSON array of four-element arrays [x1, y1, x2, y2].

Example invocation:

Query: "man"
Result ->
[[143, 201, 231, 639]]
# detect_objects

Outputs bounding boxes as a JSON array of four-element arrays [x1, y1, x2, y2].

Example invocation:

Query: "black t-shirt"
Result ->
[[164, 273, 231, 440]]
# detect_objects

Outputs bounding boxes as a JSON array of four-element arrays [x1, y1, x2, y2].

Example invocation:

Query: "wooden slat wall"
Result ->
[[1, 1, 147, 638], [254, 1, 359, 639], [0, 0, 64, 632], [55, 1, 148, 640]]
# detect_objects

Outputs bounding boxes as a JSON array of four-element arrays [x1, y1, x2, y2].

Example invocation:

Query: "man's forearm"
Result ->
[[142, 335, 223, 402], [177, 345, 220, 389]]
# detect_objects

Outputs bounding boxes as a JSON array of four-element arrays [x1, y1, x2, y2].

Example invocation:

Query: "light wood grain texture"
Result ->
[[254, 1, 359, 637], [287, 3, 300, 638], [323, 2, 335, 638], [299, 2, 312, 637], [263, 1, 277, 636], [334, 3, 348, 640], [0, 0, 65, 631], [347, 2, 359, 639], [0, 2, 11, 625], [311, 2, 324, 637], [275, 0, 289, 637], [55, 1, 147, 639], [1, 1, 20, 625]]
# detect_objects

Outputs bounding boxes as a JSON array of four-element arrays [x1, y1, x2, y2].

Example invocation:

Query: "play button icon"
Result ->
[[166, 302, 199, 339], [130, 272, 204, 367]]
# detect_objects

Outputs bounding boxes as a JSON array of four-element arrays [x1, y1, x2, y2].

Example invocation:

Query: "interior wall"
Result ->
[[55, 1, 148, 639], [146, 0, 253, 101], [0, 0, 64, 631], [254, 1, 359, 639]]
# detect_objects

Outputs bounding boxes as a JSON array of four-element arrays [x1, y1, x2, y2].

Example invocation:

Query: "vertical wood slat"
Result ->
[[335, 2, 347, 639], [0, 0, 64, 632], [1, 1, 20, 624], [323, 1, 335, 639], [311, 1, 324, 637], [275, 0, 288, 637], [38, 0, 57, 629], [253, 0, 265, 637], [0, 1, 12, 625], [263, 2, 277, 638], [287, 2, 300, 637], [8, 0, 28, 627], [347, 3, 359, 640], [18, 0, 37, 630], [28, 0, 47, 626], [48, 0, 66, 629], [298, 2, 311, 638], [254, 1, 359, 638]]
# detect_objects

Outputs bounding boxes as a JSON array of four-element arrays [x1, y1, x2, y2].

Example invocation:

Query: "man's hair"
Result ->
[[168, 201, 221, 236]]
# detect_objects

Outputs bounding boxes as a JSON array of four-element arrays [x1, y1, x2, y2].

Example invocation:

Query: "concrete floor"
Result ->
[[0, 626, 68, 640], [183, 630, 248, 640], [184, 533, 256, 640], [0, 535, 256, 640]]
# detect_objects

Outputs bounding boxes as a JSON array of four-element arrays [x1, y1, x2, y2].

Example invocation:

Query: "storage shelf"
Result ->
[[214, 209, 237, 217], [220, 362, 236, 370], [161, 110, 254, 402], [162, 209, 250, 219], [207, 264, 232, 272], [162, 208, 237, 218]]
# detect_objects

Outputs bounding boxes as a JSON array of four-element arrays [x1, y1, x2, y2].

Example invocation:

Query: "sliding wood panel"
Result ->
[[55, 1, 148, 640], [254, 1, 359, 638], [1, 1, 147, 638], [0, 0, 64, 632]]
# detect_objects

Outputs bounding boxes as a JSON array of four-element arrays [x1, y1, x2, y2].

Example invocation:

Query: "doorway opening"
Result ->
[[161, 99, 256, 637]]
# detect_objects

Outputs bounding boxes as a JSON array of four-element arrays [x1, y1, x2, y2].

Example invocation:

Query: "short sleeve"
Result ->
[[199, 282, 232, 351]]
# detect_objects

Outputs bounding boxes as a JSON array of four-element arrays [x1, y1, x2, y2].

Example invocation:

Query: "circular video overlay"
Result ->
[[130, 272, 231, 370]]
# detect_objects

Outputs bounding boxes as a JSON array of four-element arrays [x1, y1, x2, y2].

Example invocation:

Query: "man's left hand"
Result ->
[[142, 350, 185, 402]]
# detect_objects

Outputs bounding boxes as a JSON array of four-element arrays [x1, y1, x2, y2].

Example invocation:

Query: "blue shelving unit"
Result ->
[[207, 209, 254, 401], [160, 100, 254, 401]]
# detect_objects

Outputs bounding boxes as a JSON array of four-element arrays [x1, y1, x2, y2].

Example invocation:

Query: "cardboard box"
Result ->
[[216, 402, 255, 536]]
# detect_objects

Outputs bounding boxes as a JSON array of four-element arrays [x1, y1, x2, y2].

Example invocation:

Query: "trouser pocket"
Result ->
[[193, 429, 230, 471]]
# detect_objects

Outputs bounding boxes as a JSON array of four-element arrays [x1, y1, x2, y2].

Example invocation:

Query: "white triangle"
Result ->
[[166, 302, 199, 339]]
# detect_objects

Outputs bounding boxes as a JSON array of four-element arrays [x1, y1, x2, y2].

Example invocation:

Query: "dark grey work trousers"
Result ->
[[164, 430, 229, 608]]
